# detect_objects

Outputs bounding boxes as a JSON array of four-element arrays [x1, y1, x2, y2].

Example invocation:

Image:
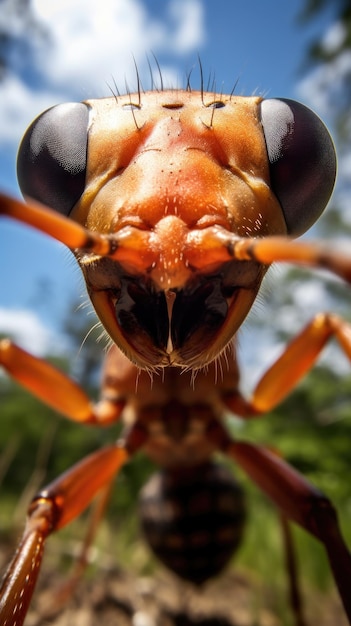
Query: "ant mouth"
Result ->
[[85, 257, 264, 369], [111, 272, 257, 368]]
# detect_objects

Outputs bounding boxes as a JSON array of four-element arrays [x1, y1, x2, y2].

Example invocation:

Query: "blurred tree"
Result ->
[[298, 0, 351, 149], [62, 301, 105, 393]]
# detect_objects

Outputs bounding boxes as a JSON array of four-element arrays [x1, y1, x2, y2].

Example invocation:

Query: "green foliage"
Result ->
[[230, 363, 351, 600]]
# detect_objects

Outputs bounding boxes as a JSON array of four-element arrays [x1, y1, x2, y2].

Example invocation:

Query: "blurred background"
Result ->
[[0, 1, 351, 624]]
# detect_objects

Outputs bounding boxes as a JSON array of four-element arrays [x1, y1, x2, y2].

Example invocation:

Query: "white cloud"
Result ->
[[0, 308, 62, 356], [322, 20, 347, 55], [0, 74, 59, 146], [168, 0, 205, 53], [27, 0, 204, 93], [0, 0, 205, 156], [32, 0, 156, 93]]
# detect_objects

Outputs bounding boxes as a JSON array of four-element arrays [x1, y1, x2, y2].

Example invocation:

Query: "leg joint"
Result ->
[[303, 493, 340, 543], [27, 495, 61, 538]]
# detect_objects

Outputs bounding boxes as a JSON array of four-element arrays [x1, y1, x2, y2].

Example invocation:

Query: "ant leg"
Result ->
[[0, 192, 110, 254], [279, 513, 308, 626], [223, 312, 351, 417], [41, 481, 113, 616], [0, 339, 124, 425], [226, 440, 351, 623], [0, 192, 156, 269], [186, 229, 351, 283], [233, 236, 351, 284], [0, 445, 128, 626]]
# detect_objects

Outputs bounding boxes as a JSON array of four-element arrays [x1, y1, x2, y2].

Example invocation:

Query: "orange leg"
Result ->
[[224, 312, 351, 416], [186, 227, 351, 283], [0, 192, 156, 270], [226, 440, 351, 622], [2, 192, 351, 282], [40, 481, 114, 616], [0, 444, 128, 626], [0, 192, 111, 254], [0, 339, 124, 425]]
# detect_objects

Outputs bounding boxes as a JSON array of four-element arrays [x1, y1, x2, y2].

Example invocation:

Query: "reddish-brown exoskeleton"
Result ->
[[1, 87, 351, 626]]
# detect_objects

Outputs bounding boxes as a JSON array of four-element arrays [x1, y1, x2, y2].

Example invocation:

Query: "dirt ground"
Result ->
[[0, 536, 348, 626], [12, 562, 347, 626]]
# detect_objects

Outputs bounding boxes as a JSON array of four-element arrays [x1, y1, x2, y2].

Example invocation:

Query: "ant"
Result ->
[[1, 85, 351, 626]]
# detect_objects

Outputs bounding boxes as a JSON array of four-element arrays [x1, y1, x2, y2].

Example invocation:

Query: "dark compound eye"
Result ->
[[17, 102, 90, 215], [260, 98, 337, 236]]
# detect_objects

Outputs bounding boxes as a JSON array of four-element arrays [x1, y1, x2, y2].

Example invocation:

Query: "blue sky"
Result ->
[[0, 0, 343, 358]]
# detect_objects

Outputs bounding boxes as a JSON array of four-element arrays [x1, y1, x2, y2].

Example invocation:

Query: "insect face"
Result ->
[[17, 90, 336, 369]]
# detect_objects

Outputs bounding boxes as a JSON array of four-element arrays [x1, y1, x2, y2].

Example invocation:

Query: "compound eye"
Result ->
[[17, 102, 90, 215], [260, 98, 336, 236]]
